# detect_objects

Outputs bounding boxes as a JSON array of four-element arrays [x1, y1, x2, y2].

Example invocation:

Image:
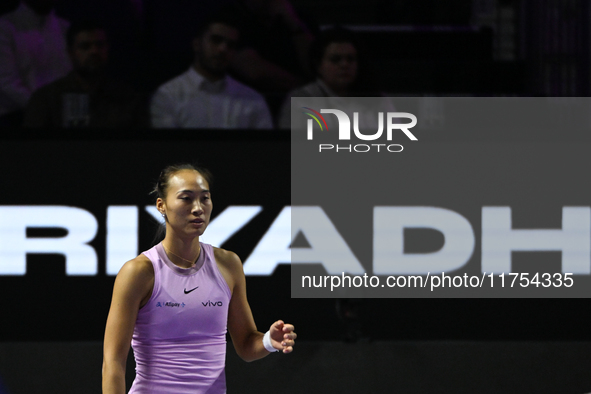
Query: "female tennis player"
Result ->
[[102, 164, 296, 393]]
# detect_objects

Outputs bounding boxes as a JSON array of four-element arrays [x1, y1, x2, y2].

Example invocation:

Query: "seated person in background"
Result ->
[[24, 20, 148, 128], [278, 27, 363, 129], [0, 0, 71, 125], [150, 13, 272, 129]]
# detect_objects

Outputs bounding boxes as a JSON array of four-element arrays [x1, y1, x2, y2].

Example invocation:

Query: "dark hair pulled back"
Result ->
[[152, 163, 213, 201]]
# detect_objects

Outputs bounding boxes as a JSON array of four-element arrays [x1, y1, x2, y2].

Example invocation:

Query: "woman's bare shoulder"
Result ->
[[212, 247, 244, 293], [111, 254, 155, 307], [117, 254, 154, 282], [213, 247, 242, 271]]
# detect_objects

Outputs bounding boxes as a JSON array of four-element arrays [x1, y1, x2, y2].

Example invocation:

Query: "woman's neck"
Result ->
[[161, 236, 201, 268]]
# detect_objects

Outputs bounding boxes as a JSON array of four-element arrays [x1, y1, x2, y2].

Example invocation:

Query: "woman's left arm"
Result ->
[[216, 248, 296, 362]]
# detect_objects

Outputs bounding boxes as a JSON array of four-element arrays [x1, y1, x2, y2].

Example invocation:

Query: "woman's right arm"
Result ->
[[102, 257, 154, 394]]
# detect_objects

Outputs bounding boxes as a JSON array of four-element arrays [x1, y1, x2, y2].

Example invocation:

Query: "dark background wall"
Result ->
[[2, 341, 591, 393]]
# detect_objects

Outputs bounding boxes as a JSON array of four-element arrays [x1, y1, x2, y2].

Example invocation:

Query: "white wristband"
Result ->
[[263, 330, 279, 352]]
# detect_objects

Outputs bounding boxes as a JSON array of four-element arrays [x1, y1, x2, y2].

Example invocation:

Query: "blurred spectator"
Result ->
[[139, 0, 237, 93], [24, 20, 148, 128], [150, 13, 272, 129], [278, 27, 363, 129], [143, 0, 233, 55], [55, 0, 150, 92], [0, 0, 71, 126]]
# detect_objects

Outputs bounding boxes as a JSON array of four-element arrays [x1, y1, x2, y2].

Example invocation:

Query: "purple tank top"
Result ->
[[128, 242, 231, 394]]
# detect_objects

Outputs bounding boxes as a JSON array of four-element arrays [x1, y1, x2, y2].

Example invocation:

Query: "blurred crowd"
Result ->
[[0, 0, 378, 129]]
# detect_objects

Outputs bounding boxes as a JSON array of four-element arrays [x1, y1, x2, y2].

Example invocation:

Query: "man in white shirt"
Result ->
[[0, 0, 71, 121], [151, 15, 273, 129]]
